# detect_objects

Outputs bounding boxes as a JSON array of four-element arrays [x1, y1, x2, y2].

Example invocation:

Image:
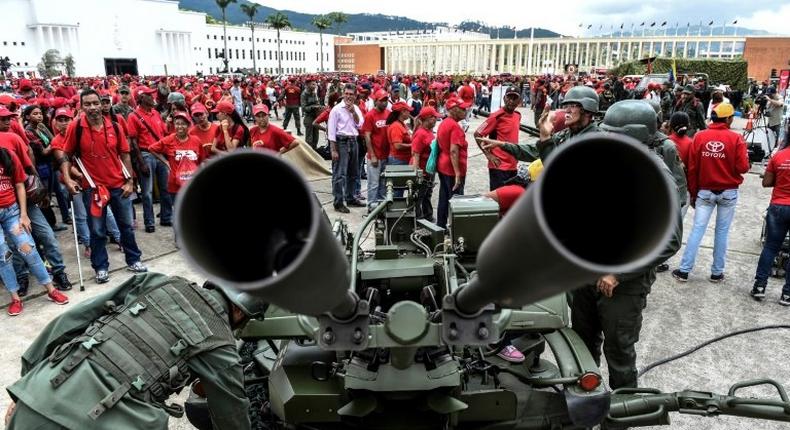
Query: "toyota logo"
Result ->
[[706, 141, 725, 153]]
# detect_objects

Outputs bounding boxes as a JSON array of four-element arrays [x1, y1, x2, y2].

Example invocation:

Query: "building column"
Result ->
[[488, 44, 495, 72]]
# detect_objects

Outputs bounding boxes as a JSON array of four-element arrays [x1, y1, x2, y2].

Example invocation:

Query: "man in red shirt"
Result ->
[[458, 79, 475, 122], [361, 90, 391, 210], [751, 144, 790, 305], [249, 104, 300, 155], [474, 86, 521, 190], [280, 79, 303, 136], [127, 86, 170, 233], [673, 103, 749, 283], [188, 103, 218, 160], [436, 96, 471, 228], [54, 89, 146, 284]]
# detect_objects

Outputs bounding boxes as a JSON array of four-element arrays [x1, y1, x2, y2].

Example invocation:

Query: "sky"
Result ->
[[252, 0, 790, 36]]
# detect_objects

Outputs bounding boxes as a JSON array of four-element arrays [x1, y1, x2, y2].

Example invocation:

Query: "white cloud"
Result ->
[[737, 3, 790, 35]]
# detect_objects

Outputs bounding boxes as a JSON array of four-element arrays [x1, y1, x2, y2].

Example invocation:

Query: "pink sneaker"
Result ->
[[497, 345, 525, 363], [7, 299, 22, 316]]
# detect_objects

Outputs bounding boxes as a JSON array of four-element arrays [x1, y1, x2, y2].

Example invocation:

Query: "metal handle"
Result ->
[[728, 379, 789, 402], [607, 404, 666, 424]]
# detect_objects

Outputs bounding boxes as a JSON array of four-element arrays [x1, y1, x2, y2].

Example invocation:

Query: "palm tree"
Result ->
[[240, 3, 260, 73], [265, 12, 291, 74], [215, 0, 237, 72], [327, 11, 348, 35], [312, 16, 332, 72]]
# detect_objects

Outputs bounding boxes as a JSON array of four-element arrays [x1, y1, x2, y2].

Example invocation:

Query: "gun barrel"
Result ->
[[455, 133, 677, 314], [175, 150, 354, 317]]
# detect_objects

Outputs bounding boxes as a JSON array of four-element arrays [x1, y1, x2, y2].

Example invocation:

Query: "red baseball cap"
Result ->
[[417, 106, 442, 119], [0, 94, 16, 106], [252, 104, 270, 116], [136, 86, 157, 98], [54, 107, 73, 119], [18, 79, 33, 91], [212, 101, 235, 114], [391, 101, 413, 113], [445, 97, 471, 111], [172, 111, 192, 124], [190, 103, 208, 115], [373, 89, 389, 101], [0, 106, 18, 118]]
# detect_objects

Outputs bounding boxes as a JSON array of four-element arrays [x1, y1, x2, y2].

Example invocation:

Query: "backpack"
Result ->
[[425, 138, 439, 175]]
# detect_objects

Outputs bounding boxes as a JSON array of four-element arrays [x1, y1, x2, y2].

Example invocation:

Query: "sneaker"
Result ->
[[750, 285, 766, 301], [127, 262, 148, 273], [496, 345, 525, 363], [346, 200, 366, 208], [334, 205, 350, 214], [53, 271, 73, 291], [16, 276, 29, 297], [780, 294, 790, 306], [656, 263, 669, 273], [709, 273, 724, 283], [96, 270, 110, 284], [47, 289, 69, 305], [145, 226, 156, 233], [7, 299, 22, 316], [671, 269, 688, 282]]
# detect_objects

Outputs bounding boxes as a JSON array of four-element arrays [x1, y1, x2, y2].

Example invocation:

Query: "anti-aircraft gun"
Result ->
[[178, 133, 790, 429]]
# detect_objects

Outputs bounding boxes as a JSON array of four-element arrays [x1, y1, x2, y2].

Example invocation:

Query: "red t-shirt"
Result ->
[[0, 132, 34, 170], [213, 123, 245, 151], [249, 124, 295, 153], [283, 85, 301, 106], [475, 109, 520, 171], [148, 133, 203, 194], [437, 117, 468, 177], [495, 185, 525, 216], [767, 148, 790, 205], [411, 127, 434, 170], [314, 108, 330, 125], [189, 123, 218, 160], [387, 121, 412, 161], [62, 115, 131, 189], [361, 109, 390, 160], [127, 108, 166, 150], [669, 132, 692, 169], [0, 151, 25, 208]]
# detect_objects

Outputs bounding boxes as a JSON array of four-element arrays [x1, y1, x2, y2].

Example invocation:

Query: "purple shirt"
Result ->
[[328, 102, 364, 141]]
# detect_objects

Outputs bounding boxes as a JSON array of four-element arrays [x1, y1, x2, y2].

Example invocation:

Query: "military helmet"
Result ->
[[561, 86, 599, 113], [204, 281, 268, 319], [167, 91, 186, 105], [599, 100, 657, 145]]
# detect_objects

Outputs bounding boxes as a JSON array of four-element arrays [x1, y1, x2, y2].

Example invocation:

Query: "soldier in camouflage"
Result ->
[[5, 273, 265, 430]]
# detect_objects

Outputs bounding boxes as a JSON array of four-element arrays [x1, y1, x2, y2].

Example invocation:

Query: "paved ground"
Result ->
[[1, 109, 788, 430]]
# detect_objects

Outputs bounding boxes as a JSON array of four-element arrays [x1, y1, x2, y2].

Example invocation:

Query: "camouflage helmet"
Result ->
[[561, 86, 599, 113], [167, 91, 186, 105], [599, 100, 657, 145]]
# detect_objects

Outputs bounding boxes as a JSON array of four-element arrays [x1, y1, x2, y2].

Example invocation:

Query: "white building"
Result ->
[[0, 0, 335, 77], [347, 26, 489, 42]]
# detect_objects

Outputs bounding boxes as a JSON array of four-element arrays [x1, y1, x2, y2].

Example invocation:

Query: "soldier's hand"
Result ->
[[5, 401, 16, 426], [538, 110, 554, 140], [596, 274, 619, 298]]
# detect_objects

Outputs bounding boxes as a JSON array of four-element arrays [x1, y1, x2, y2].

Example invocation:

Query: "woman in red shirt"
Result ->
[[410, 106, 442, 221], [249, 104, 300, 155], [386, 101, 413, 166], [148, 112, 204, 198], [211, 101, 249, 154], [0, 146, 69, 316]]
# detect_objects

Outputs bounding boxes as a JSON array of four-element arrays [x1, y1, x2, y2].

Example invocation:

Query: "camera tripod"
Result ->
[[743, 112, 775, 160]]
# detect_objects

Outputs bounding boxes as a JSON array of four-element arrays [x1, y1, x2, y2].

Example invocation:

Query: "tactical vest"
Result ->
[[46, 278, 234, 420]]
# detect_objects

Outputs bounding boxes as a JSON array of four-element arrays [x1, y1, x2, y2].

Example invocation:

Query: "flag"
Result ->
[[620, 23, 624, 29], [579, 23, 583, 28], [650, 22, 656, 27], [708, 20, 714, 26], [587, 24, 592, 29], [669, 58, 677, 83], [732, 20, 738, 25], [599, 25, 603, 30], [660, 21, 667, 26], [640, 22, 645, 26]]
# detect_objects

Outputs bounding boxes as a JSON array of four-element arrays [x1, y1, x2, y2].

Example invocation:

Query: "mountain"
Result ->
[[178, 0, 561, 38]]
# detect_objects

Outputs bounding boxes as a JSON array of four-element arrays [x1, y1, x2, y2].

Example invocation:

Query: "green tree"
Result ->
[[37, 49, 63, 78], [327, 11, 348, 35], [312, 15, 332, 72], [215, 0, 237, 73], [64, 54, 75, 77], [240, 3, 260, 73], [265, 12, 291, 74]]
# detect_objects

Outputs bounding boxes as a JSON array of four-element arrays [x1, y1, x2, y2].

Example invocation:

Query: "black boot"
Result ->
[[16, 276, 29, 297], [53, 271, 73, 291]]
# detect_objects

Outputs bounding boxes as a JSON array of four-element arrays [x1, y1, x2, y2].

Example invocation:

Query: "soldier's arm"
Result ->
[[500, 136, 557, 162], [189, 345, 252, 430]]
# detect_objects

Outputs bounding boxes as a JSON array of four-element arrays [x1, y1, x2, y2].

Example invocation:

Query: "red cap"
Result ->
[[391, 101, 413, 113], [136, 86, 157, 98], [54, 107, 73, 119], [0, 94, 16, 106], [252, 104, 269, 116], [373, 89, 389, 101], [212, 101, 235, 114], [417, 106, 442, 119], [190, 103, 208, 115], [18, 79, 33, 91], [51, 97, 67, 109], [445, 97, 471, 111], [172, 111, 191, 124], [0, 106, 17, 118]]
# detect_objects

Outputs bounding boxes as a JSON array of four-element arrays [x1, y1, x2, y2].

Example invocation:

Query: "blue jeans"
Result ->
[[437, 173, 464, 228], [679, 189, 738, 275], [73, 192, 120, 245], [140, 151, 172, 227], [754, 204, 790, 295], [366, 157, 388, 210], [331, 136, 358, 207], [82, 188, 142, 271], [12, 205, 65, 278], [0, 204, 51, 293]]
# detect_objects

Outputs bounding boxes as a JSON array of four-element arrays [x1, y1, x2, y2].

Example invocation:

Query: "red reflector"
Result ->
[[578, 372, 601, 391]]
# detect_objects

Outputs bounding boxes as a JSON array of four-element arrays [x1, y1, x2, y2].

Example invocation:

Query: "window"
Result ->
[[215, 48, 219, 57], [208, 48, 211, 58], [257, 50, 260, 60], [235, 36, 238, 41], [228, 50, 232, 59], [12, 42, 16, 46], [24, 62, 27, 66], [316, 53, 318, 61], [221, 36, 224, 40], [20, 42, 24, 46], [263, 51, 266, 60], [269, 50, 272, 58], [214, 35, 217, 40], [236, 49, 239, 58], [207, 35, 210, 40], [2, 42, 6, 46], [256, 38, 260, 42], [210, 67, 213, 73], [242, 50, 245, 59]]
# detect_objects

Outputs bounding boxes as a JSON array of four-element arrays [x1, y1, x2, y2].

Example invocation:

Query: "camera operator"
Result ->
[[765, 87, 785, 144]]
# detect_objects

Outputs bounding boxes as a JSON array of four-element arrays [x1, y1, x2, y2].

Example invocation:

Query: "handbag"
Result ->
[[25, 174, 47, 205], [425, 138, 440, 175]]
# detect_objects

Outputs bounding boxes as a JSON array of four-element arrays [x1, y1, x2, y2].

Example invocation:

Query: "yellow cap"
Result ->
[[712, 102, 734, 119]]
